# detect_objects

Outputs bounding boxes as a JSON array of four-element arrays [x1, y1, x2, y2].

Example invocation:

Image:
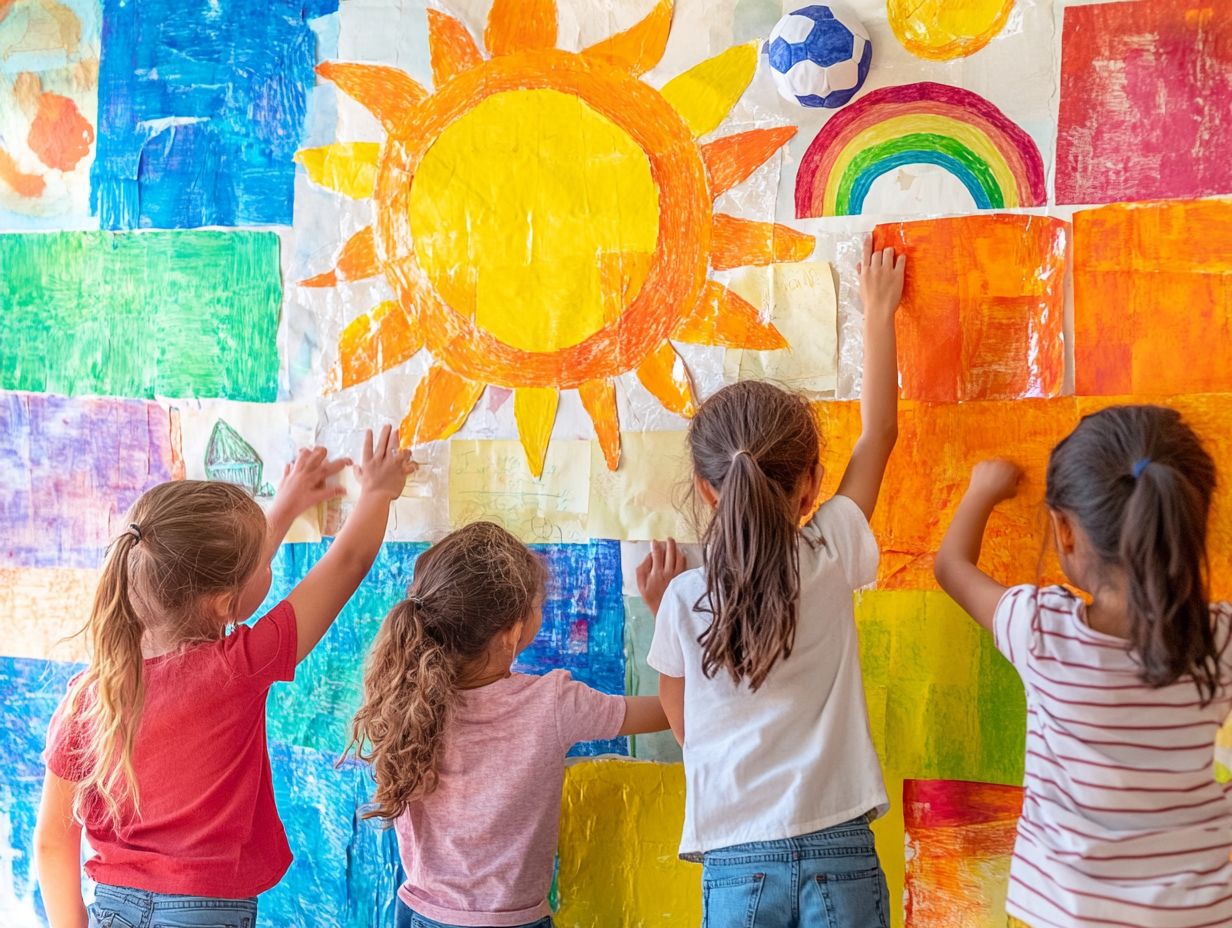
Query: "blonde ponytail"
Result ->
[[67, 530, 147, 827]]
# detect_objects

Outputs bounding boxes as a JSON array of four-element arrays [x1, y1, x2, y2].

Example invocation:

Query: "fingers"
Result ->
[[650, 539, 665, 574], [861, 236, 873, 271], [323, 456, 351, 477], [895, 253, 907, 272], [636, 553, 651, 585], [362, 428, 374, 463], [375, 424, 393, 458], [665, 538, 679, 574]]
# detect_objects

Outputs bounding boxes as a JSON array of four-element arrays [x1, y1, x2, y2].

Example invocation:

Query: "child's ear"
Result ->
[[1050, 508, 1076, 554], [695, 474, 719, 510]]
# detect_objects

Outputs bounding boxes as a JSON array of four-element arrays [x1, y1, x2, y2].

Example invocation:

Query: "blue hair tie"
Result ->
[[1132, 458, 1151, 480]]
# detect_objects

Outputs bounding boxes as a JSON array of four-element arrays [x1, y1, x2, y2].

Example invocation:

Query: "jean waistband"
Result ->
[[704, 815, 877, 860]]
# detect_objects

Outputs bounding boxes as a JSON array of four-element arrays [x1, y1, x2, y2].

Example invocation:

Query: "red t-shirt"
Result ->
[[44, 601, 298, 899]]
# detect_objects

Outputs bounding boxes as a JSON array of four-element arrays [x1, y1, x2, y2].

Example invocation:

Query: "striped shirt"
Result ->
[[995, 585, 1232, 928]]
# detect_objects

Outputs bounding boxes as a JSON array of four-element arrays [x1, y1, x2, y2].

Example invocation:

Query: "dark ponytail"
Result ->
[[1046, 405, 1220, 702], [688, 381, 819, 690], [1120, 459, 1219, 700]]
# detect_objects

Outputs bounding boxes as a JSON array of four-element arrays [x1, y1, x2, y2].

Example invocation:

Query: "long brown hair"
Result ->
[[347, 521, 547, 820], [65, 481, 266, 827], [687, 381, 820, 690], [1046, 405, 1221, 702]]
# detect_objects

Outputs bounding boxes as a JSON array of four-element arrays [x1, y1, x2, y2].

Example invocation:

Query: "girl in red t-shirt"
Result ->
[[36, 426, 414, 928]]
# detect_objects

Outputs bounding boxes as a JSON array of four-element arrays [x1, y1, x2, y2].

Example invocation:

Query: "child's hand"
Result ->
[[637, 539, 687, 617], [858, 238, 906, 322], [967, 459, 1023, 507], [355, 425, 417, 500], [275, 447, 351, 518]]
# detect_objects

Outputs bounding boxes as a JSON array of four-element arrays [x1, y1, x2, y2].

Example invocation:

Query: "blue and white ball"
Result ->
[[767, 5, 872, 108]]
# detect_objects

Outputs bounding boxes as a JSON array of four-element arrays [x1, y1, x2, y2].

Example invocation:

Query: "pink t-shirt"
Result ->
[[395, 669, 625, 926]]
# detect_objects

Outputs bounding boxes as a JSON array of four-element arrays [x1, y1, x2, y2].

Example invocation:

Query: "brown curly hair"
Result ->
[[346, 522, 547, 820]]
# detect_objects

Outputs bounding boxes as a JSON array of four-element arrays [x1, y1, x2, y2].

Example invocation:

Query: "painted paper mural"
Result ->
[[2, 0, 1232, 926], [0, 0, 97, 227], [873, 214, 1066, 402], [91, 0, 338, 229], [1057, 0, 1232, 204], [305, 0, 813, 476], [1074, 199, 1232, 396], [903, 780, 1022, 927], [0, 231, 282, 399]]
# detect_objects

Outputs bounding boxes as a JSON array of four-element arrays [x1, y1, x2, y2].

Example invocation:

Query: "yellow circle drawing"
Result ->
[[887, 0, 1015, 61]]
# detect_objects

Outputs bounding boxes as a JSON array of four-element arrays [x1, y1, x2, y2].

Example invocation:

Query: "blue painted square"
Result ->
[[91, 0, 338, 229]]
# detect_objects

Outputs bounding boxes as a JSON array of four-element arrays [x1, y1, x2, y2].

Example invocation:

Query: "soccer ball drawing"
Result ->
[[767, 5, 873, 108]]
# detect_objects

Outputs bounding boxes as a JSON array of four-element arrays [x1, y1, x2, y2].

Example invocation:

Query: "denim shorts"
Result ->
[[394, 900, 552, 928], [700, 815, 890, 928], [88, 883, 256, 928]]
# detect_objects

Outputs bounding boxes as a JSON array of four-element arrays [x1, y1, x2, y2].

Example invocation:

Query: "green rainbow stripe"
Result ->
[[836, 133, 1004, 214]]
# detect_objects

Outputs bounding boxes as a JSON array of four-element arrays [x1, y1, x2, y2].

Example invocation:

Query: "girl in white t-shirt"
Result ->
[[935, 406, 1232, 928], [644, 241, 905, 928]]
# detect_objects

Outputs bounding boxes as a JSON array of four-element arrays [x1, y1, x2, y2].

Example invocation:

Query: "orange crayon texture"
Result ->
[[874, 214, 1067, 403], [816, 395, 1232, 596], [28, 92, 94, 171], [1075, 200, 1232, 396], [904, 779, 1022, 928]]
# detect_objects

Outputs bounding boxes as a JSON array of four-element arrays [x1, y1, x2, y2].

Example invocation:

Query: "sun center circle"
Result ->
[[408, 88, 662, 354]]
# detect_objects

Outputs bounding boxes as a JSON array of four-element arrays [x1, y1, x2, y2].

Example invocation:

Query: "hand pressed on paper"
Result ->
[[858, 238, 906, 323], [967, 458, 1024, 507], [275, 447, 351, 517], [636, 538, 688, 617], [356, 424, 418, 500]]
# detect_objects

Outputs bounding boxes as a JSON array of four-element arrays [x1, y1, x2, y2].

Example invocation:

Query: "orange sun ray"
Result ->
[[582, 0, 672, 77], [674, 280, 786, 349], [485, 0, 556, 57], [636, 341, 696, 417], [329, 300, 424, 391], [711, 214, 815, 270], [428, 10, 482, 87], [316, 61, 427, 132], [578, 378, 621, 470], [514, 387, 560, 478], [302, 226, 380, 287], [402, 364, 486, 446], [701, 126, 797, 199]]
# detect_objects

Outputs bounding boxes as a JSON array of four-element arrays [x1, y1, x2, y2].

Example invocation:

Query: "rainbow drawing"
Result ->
[[796, 82, 1047, 217]]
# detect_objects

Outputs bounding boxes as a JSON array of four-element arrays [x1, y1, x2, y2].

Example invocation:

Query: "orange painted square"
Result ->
[[1074, 200, 1232, 396], [816, 395, 1232, 596], [873, 214, 1067, 403]]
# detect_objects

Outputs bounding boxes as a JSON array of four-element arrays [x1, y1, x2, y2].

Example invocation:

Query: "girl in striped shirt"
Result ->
[[935, 405, 1232, 928]]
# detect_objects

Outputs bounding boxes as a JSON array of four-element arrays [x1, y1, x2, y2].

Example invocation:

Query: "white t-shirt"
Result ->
[[647, 494, 888, 858], [995, 585, 1232, 928]]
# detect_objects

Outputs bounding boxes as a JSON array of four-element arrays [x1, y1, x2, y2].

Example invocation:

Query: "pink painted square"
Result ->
[[1057, 0, 1232, 204]]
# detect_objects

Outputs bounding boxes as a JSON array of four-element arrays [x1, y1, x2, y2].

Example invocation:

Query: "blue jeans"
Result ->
[[701, 816, 890, 928], [88, 883, 256, 928], [394, 900, 552, 928]]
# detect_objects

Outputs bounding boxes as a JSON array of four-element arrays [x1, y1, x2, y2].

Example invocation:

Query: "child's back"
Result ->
[[996, 585, 1232, 924], [651, 495, 885, 857], [396, 670, 621, 922], [936, 405, 1232, 927], [350, 521, 667, 928]]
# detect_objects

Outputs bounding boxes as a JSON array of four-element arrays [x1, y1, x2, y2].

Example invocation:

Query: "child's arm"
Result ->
[[934, 459, 1022, 631], [658, 675, 684, 746], [286, 426, 414, 663], [35, 771, 87, 928], [835, 239, 906, 521], [635, 539, 688, 741], [263, 447, 351, 561], [619, 696, 670, 735]]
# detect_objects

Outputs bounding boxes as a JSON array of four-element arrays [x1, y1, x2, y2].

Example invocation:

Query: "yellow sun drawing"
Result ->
[[299, 0, 813, 476]]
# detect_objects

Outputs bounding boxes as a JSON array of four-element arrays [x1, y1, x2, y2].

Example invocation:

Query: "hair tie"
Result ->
[[124, 522, 142, 543], [408, 595, 425, 608], [732, 449, 754, 464], [1132, 458, 1151, 480]]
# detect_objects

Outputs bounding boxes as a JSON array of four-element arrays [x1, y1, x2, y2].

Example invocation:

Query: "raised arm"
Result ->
[[934, 459, 1022, 631], [835, 239, 905, 521], [636, 539, 688, 743], [286, 426, 415, 662], [35, 771, 87, 928]]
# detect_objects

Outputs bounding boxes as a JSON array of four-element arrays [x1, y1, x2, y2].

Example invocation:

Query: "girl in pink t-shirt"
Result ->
[[36, 426, 415, 928], [347, 521, 672, 928]]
